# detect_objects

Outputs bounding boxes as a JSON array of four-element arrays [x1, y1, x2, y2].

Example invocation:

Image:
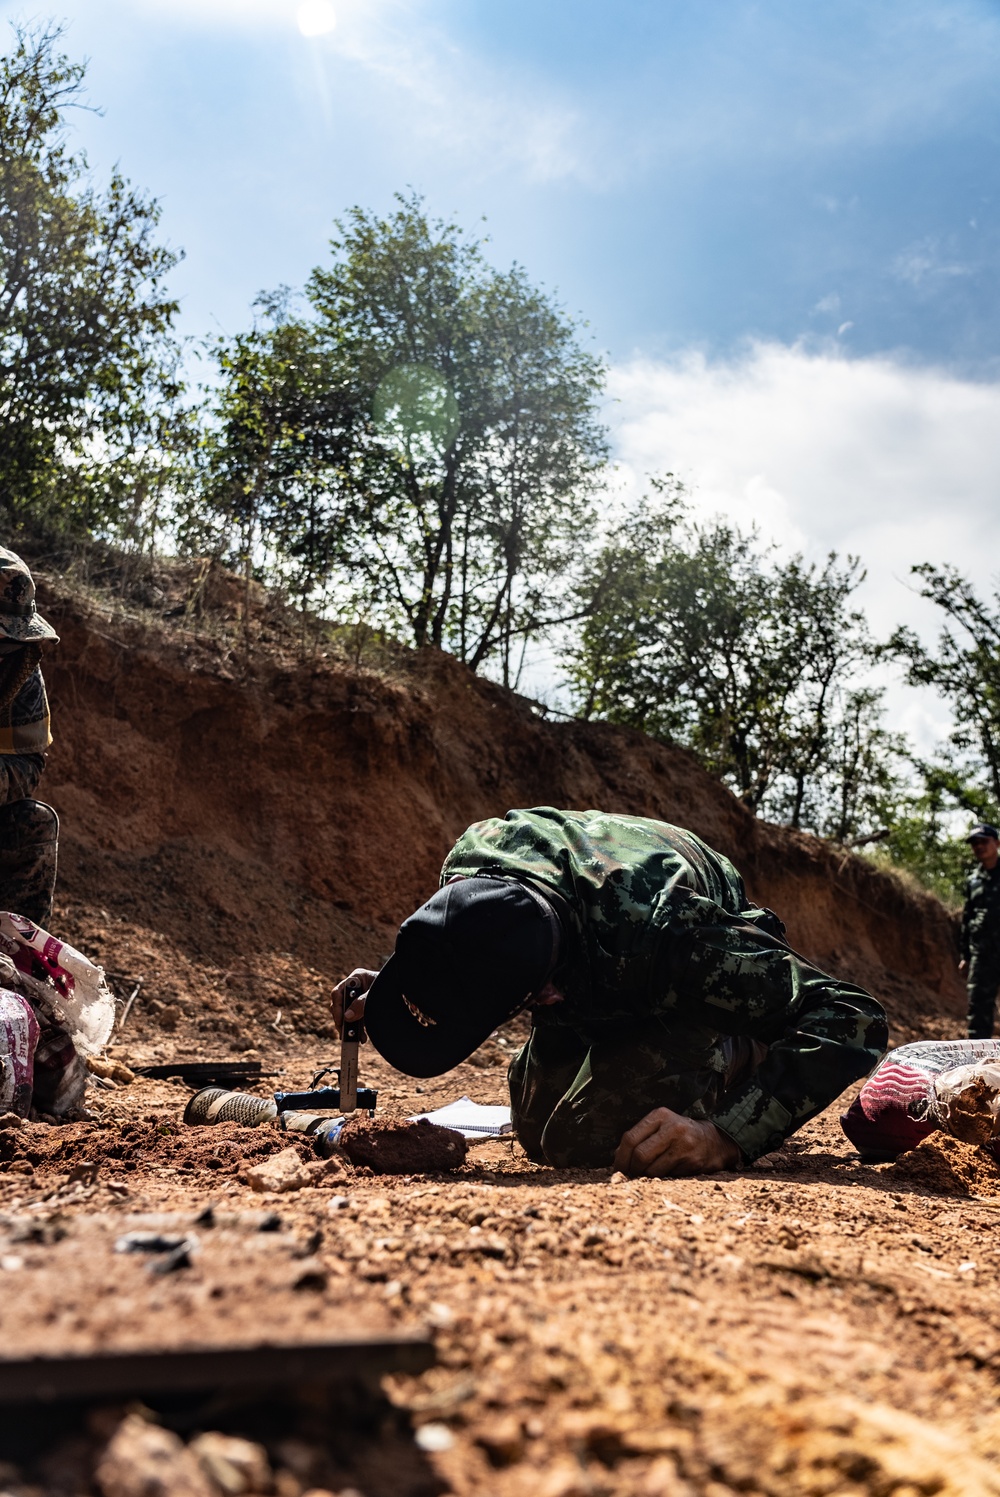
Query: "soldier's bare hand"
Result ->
[[613, 1107, 741, 1177], [331, 968, 378, 1035]]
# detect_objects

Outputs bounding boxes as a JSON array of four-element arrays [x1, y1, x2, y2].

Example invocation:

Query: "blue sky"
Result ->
[[3, 0, 1000, 731], [5, 0, 996, 367]]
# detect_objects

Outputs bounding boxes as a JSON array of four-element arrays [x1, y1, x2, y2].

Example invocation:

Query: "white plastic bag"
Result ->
[[932, 1061, 1000, 1148], [0, 912, 114, 1057]]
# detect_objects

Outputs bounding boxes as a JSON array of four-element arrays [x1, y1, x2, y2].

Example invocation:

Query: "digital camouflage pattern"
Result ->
[[0, 551, 59, 926], [443, 807, 888, 1164], [961, 863, 1000, 1037], [0, 799, 59, 926]]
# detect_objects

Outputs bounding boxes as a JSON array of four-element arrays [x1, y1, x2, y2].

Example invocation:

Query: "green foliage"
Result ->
[[180, 293, 355, 626], [870, 763, 986, 906], [305, 194, 608, 678], [567, 481, 903, 839], [0, 24, 184, 546], [889, 564, 1000, 808]]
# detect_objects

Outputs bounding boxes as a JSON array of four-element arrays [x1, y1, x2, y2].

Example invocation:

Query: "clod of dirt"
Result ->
[[87, 1057, 136, 1085], [935, 1065, 1000, 1148], [247, 1146, 313, 1194], [95, 1413, 215, 1497], [188, 1431, 271, 1493], [887, 1133, 1000, 1196], [0, 1117, 298, 1181], [338, 1117, 467, 1174]]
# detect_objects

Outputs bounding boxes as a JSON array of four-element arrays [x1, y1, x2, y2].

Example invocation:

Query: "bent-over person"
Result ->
[[333, 808, 887, 1177]]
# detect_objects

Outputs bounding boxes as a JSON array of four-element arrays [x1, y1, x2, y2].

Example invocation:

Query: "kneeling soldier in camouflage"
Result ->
[[0, 548, 60, 926], [334, 808, 888, 1175]]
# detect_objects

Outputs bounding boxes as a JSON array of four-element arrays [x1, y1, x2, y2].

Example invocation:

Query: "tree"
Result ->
[[181, 293, 355, 633], [890, 564, 1000, 808], [0, 24, 182, 544], [305, 194, 608, 680], [567, 483, 895, 837], [874, 762, 980, 905]]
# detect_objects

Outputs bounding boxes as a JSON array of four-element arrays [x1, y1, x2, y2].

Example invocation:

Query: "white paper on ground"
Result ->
[[410, 1095, 513, 1138]]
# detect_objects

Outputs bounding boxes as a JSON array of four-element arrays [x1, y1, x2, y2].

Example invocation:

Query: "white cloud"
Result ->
[[607, 342, 1000, 750]]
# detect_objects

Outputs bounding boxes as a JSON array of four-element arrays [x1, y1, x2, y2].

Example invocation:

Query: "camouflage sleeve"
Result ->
[[657, 896, 888, 1162], [0, 753, 44, 804]]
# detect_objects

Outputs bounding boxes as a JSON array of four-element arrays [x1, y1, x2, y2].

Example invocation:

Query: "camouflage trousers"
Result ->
[[967, 950, 1000, 1039], [0, 799, 58, 926], [508, 1019, 767, 1169]]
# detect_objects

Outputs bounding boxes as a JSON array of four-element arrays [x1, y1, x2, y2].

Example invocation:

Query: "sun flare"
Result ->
[[296, 1, 336, 38]]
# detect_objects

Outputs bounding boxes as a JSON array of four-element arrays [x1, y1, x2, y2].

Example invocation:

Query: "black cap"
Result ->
[[968, 823, 1000, 842], [364, 877, 560, 1078]]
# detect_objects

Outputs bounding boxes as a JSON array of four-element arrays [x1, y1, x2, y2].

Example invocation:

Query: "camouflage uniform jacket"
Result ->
[[442, 807, 887, 1162], [961, 863, 1000, 963], [0, 646, 49, 804]]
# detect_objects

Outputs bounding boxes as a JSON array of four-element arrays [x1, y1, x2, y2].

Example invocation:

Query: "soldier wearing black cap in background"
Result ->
[[0, 548, 60, 925], [960, 823, 1000, 1038]]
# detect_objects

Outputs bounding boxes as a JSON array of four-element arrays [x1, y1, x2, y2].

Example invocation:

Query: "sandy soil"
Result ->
[[4, 571, 995, 1494], [5, 934, 1000, 1497]]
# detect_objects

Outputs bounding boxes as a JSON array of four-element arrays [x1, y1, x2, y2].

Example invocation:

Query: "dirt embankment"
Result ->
[[35, 573, 961, 1047], [4, 573, 997, 1497]]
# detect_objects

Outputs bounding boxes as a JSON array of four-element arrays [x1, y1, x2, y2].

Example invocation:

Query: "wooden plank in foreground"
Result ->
[[0, 1333, 435, 1403]]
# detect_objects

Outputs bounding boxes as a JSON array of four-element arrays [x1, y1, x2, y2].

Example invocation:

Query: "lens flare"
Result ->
[[373, 365, 460, 455], [296, 1, 336, 37]]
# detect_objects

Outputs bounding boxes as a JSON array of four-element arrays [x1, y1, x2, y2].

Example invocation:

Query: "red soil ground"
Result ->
[[0, 571, 995, 1497]]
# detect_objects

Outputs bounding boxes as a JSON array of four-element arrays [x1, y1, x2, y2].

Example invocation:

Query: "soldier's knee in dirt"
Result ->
[[0, 797, 59, 847]]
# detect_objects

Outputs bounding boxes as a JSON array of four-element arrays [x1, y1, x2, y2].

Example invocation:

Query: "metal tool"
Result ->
[[272, 979, 378, 1116], [340, 979, 363, 1113]]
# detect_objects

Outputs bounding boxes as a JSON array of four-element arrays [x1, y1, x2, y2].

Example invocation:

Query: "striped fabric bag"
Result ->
[[840, 1038, 1000, 1161]]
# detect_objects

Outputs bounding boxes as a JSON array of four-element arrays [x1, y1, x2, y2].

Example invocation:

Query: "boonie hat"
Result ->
[[364, 876, 560, 1078], [0, 548, 57, 645], [967, 823, 1000, 843]]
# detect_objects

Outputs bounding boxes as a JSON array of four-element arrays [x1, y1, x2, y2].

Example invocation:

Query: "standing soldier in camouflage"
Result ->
[[959, 823, 1000, 1039], [0, 548, 59, 926], [333, 808, 887, 1175]]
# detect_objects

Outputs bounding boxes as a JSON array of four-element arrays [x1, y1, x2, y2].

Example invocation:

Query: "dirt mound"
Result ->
[[34, 571, 963, 1055], [887, 1132, 1000, 1195], [339, 1116, 468, 1173], [0, 1116, 300, 1181]]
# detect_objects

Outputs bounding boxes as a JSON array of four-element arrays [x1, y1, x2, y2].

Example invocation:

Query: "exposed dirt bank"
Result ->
[[0, 572, 988, 1497], [36, 573, 962, 1056]]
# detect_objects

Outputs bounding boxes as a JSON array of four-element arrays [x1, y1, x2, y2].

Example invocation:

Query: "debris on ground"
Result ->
[[338, 1116, 468, 1174], [887, 1132, 1000, 1195]]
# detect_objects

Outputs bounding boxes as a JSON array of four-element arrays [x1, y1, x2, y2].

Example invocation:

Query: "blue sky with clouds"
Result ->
[[6, 0, 996, 366], [3, 0, 1000, 729]]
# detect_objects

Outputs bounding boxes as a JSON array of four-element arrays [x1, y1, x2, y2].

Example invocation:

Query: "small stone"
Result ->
[[292, 1260, 328, 1293], [414, 1423, 454, 1453], [642, 1456, 694, 1495], [609, 1171, 628, 1185], [95, 1413, 215, 1497], [303, 1157, 346, 1185], [0, 1112, 23, 1130], [189, 1431, 271, 1494], [247, 1148, 311, 1194], [87, 1057, 136, 1085], [538, 1457, 591, 1497]]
